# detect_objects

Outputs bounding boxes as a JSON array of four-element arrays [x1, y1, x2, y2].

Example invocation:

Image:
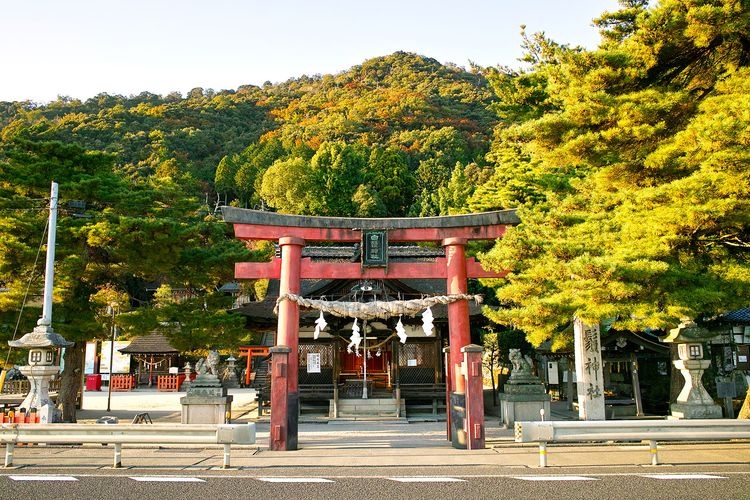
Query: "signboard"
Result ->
[[738, 345, 750, 370], [84, 342, 97, 374], [362, 230, 387, 267], [306, 352, 321, 373], [716, 380, 737, 398], [547, 361, 559, 385], [100, 341, 132, 374]]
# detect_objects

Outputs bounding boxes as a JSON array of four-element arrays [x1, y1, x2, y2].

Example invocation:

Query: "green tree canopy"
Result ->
[[478, 0, 750, 350], [0, 135, 254, 365]]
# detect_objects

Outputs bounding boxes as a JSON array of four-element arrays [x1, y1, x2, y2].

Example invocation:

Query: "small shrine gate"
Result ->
[[222, 208, 519, 450]]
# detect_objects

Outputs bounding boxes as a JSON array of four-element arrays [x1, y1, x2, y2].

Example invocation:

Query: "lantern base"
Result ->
[[18, 364, 61, 415]]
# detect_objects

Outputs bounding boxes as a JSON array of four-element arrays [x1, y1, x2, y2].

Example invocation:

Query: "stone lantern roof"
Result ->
[[8, 324, 73, 349], [662, 319, 712, 343]]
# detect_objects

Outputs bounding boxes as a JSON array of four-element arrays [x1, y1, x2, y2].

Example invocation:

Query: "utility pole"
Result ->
[[106, 304, 117, 412]]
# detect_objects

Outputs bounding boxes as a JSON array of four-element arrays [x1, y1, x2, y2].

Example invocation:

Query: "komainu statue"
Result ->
[[508, 348, 534, 380], [195, 349, 221, 377]]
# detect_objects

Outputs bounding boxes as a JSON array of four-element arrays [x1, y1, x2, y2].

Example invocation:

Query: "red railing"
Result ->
[[110, 374, 137, 392], [157, 374, 184, 392]]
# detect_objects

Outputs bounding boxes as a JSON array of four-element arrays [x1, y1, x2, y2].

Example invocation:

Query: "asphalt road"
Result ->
[[2, 465, 749, 500]]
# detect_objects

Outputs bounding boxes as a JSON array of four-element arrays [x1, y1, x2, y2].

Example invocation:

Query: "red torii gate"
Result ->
[[222, 208, 519, 451]]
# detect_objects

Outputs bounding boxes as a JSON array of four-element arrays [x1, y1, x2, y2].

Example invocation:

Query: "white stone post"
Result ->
[[573, 318, 605, 420]]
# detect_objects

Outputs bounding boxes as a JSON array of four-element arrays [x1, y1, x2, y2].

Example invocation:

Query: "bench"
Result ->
[[515, 419, 750, 467], [0, 377, 79, 408], [0, 422, 255, 468], [1, 379, 61, 404], [397, 383, 446, 416]]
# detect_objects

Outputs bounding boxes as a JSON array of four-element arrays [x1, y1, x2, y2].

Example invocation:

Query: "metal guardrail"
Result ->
[[515, 419, 750, 467], [0, 422, 256, 469]]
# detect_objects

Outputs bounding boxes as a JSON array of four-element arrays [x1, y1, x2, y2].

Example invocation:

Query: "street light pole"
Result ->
[[106, 304, 116, 412]]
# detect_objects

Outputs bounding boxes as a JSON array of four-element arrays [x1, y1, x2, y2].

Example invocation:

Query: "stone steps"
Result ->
[[332, 397, 406, 418]]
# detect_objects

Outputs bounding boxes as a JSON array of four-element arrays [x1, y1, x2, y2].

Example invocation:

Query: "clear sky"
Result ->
[[2, 0, 620, 103]]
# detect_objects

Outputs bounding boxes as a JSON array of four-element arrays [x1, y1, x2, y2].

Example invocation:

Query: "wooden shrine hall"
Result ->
[[118, 332, 181, 389], [233, 271, 486, 415], [222, 207, 519, 451]]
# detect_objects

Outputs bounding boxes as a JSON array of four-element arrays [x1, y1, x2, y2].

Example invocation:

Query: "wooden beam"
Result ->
[[222, 207, 520, 230], [235, 257, 506, 280], [232, 224, 508, 243]]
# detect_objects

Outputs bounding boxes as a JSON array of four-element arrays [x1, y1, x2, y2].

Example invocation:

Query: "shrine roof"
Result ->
[[119, 332, 179, 355], [601, 329, 669, 353]]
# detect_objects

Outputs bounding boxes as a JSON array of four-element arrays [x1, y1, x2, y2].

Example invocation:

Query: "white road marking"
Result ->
[[129, 477, 206, 482], [390, 477, 466, 482], [257, 477, 334, 483], [640, 474, 726, 480], [9, 475, 78, 481], [514, 476, 598, 481]]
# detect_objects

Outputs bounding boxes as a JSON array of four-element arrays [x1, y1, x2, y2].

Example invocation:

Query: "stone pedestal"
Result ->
[[180, 374, 232, 424], [499, 382, 551, 428], [670, 358, 722, 419], [18, 364, 59, 411], [499, 349, 550, 428]]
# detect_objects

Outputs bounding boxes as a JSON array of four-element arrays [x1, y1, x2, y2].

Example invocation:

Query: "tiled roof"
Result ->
[[722, 308, 750, 322], [119, 332, 178, 354]]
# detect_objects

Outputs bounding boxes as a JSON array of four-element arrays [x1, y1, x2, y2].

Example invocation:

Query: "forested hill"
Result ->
[[2, 0, 748, 357], [0, 52, 497, 216]]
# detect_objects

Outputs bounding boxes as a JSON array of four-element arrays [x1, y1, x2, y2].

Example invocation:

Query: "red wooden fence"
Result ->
[[110, 374, 136, 392]]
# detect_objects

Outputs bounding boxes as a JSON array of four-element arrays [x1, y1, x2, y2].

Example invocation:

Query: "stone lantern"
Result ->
[[9, 323, 73, 420], [223, 355, 239, 388], [663, 319, 722, 419]]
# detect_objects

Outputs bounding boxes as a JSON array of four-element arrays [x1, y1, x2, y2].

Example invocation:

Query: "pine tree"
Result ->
[[478, 0, 750, 348]]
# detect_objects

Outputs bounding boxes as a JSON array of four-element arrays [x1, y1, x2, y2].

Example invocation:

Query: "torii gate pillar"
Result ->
[[443, 237, 482, 448], [274, 236, 304, 450]]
